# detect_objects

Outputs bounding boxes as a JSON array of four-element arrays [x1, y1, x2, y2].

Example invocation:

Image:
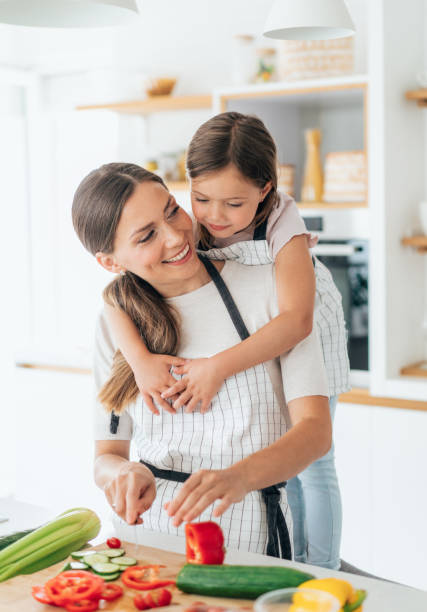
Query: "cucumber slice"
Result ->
[[95, 571, 121, 582], [71, 550, 97, 560], [85, 553, 110, 566], [97, 548, 125, 558], [89, 562, 121, 574], [113, 556, 137, 566], [69, 561, 89, 570]]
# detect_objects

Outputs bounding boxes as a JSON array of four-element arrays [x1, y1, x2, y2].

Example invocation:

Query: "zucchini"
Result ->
[[113, 556, 137, 566], [95, 571, 121, 582], [97, 548, 125, 558], [71, 550, 97, 560], [89, 561, 121, 574], [176, 564, 315, 599]]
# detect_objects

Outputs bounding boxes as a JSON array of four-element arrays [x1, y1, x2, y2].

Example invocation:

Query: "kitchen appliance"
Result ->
[[307, 224, 369, 372]]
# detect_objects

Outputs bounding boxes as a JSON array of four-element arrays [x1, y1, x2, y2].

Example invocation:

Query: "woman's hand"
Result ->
[[135, 353, 187, 415], [161, 357, 225, 413], [104, 461, 156, 525], [164, 467, 249, 527]]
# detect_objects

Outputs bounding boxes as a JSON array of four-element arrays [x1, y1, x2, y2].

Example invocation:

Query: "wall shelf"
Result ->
[[400, 361, 427, 378], [76, 94, 212, 115], [405, 89, 427, 107], [401, 235, 427, 253]]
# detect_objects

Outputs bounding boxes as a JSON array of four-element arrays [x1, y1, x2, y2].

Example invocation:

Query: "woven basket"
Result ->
[[323, 151, 366, 202], [277, 38, 354, 81]]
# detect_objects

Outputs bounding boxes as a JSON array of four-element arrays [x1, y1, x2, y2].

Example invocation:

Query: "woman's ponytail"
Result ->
[[98, 272, 180, 414]]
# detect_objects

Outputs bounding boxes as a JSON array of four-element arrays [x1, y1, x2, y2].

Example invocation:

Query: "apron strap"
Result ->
[[253, 216, 268, 241], [140, 460, 291, 560], [199, 256, 250, 341]]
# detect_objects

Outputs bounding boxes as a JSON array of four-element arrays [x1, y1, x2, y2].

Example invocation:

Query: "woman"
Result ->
[[72, 162, 331, 558]]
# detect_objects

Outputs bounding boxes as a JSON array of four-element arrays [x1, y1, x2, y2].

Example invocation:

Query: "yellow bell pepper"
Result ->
[[292, 577, 367, 612]]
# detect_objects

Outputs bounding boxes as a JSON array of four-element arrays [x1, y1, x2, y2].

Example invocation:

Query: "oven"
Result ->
[[311, 238, 369, 372]]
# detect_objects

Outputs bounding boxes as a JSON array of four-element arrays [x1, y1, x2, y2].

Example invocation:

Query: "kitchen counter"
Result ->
[[1, 499, 426, 610]]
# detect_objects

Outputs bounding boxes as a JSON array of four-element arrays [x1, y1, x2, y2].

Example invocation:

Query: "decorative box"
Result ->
[[323, 151, 366, 202], [277, 38, 354, 81]]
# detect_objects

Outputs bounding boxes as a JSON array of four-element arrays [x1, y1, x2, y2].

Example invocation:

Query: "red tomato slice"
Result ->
[[31, 585, 58, 605], [106, 537, 121, 549], [100, 582, 123, 601], [45, 570, 104, 606], [65, 599, 99, 612]]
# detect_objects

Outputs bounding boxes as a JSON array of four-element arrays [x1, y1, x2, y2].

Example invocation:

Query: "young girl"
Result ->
[[104, 112, 350, 570]]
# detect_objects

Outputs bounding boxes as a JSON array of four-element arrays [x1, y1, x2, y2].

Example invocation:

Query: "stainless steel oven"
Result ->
[[312, 239, 369, 372]]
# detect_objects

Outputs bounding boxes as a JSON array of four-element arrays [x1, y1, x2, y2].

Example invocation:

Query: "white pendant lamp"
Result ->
[[0, 0, 139, 28], [263, 0, 355, 40]]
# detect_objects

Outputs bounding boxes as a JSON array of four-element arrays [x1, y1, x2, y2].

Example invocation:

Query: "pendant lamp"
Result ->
[[263, 0, 355, 40], [0, 0, 139, 28]]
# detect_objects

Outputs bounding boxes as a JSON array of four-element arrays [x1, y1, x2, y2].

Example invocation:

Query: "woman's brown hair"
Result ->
[[186, 111, 279, 249], [72, 162, 180, 414]]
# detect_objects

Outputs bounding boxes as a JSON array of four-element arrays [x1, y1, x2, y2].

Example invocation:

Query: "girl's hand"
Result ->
[[161, 357, 225, 413], [164, 467, 249, 527], [104, 462, 156, 525], [135, 353, 187, 415]]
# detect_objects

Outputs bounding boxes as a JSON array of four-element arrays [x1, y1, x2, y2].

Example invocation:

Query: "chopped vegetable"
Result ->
[[100, 582, 123, 601], [176, 564, 315, 599], [185, 522, 225, 565], [97, 548, 125, 558], [122, 565, 175, 590], [44, 570, 104, 607], [65, 599, 99, 612], [113, 555, 137, 566], [296, 578, 367, 612], [31, 584, 57, 605], [134, 588, 172, 610], [0, 528, 35, 552], [0, 508, 100, 582], [107, 537, 121, 549]]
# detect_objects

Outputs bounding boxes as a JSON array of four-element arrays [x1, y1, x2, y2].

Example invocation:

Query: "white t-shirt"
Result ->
[[93, 260, 328, 454]]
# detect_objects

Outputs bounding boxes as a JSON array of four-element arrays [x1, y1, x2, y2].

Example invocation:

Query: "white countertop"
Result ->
[[2, 498, 426, 611]]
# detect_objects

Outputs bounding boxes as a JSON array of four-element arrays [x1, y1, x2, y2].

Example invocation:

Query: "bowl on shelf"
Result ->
[[145, 77, 177, 96], [254, 587, 341, 612]]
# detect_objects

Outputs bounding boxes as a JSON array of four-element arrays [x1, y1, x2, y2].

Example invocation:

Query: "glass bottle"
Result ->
[[301, 129, 323, 202]]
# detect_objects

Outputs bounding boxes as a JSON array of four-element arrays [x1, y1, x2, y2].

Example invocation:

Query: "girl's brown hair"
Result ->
[[186, 111, 279, 249], [72, 162, 180, 414]]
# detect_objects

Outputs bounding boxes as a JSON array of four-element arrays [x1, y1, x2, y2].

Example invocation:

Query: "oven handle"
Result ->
[[311, 244, 358, 256]]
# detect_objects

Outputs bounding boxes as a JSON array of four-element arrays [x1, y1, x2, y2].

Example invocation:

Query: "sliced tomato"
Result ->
[[106, 537, 121, 549], [100, 582, 123, 602], [31, 585, 58, 605], [65, 599, 99, 612], [134, 589, 172, 610], [122, 565, 175, 591], [44, 570, 104, 606]]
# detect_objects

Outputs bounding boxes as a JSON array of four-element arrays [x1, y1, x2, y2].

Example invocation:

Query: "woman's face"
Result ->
[[191, 163, 271, 238], [98, 180, 201, 297]]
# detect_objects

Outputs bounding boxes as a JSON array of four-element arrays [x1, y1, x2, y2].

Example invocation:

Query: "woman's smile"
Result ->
[[162, 242, 192, 265]]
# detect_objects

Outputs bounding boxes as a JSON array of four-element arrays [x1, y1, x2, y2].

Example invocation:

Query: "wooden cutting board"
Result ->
[[0, 541, 254, 611]]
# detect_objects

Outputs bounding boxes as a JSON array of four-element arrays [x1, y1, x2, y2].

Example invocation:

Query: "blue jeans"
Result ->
[[287, 396, 342, 570]]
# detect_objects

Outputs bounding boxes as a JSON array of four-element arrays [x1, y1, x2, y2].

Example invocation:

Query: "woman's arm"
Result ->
[[165, 395, 331, 526], [104, 303, 186, 414], [164, 235, 315, 412], [95, 439, 156, 525]]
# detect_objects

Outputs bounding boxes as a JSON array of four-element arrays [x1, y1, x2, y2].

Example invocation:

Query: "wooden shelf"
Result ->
[[76, 94, 212, 115], [401, 235, 427, 252], [401, 361, 427, 378], [339, 387, 427, 412], [296, 201, 367, 209], [405, 89, 427, 107]]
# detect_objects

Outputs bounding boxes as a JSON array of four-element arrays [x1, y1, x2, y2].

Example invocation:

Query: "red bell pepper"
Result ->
[[122, 565, 176, 591], [134, 588, 172, 610], [185, 522, 225, 565], [100, 582, 123, 601], [44, 570, 104, 607], [65, 599, 99, 612], [32, 585, 58, 606]]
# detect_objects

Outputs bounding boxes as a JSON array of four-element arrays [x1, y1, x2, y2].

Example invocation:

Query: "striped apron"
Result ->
[[198, 219, 350, 398], [110, 256, 293, 558]]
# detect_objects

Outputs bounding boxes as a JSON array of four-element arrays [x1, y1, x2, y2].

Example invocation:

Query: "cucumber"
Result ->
[[95, 571, 121, 582], [89, 562, 121, 574], [97, 548, 125, 558], [69, 561, 90, 570], [113, 556, 137, 566], [176, 564, 315, 599], [71, 550, 97, 560], [85, 553, 109, 566]]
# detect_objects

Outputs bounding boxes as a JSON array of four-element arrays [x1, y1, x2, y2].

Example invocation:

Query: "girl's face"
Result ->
[[96, 180, 202, 297], [191, 163, 271, 238]]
